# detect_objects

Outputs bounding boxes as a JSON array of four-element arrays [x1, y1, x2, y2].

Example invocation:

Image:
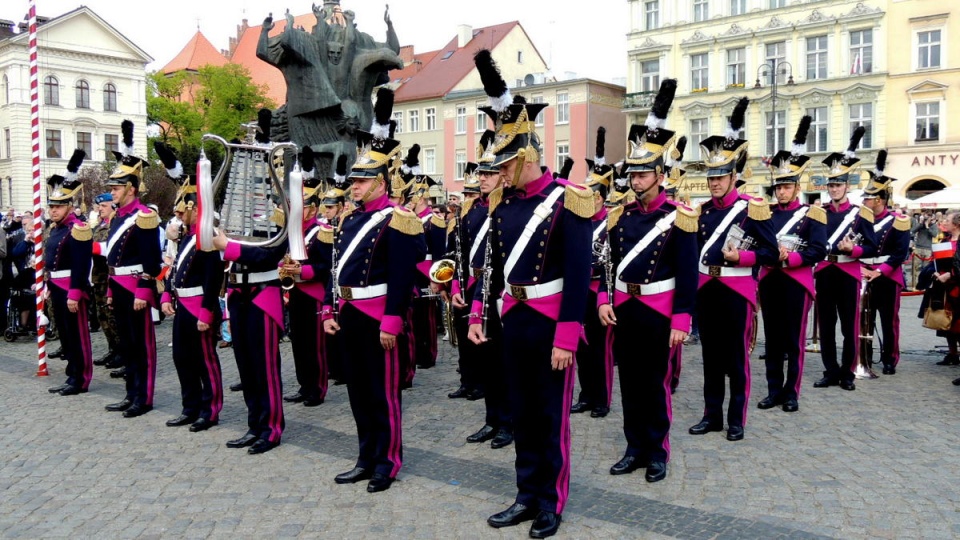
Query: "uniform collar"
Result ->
[[874, 207, 889, 221], [516, 169, 554, 199], [828, 199, 851, 213], [630, 188, 667, 214], [57, 213, 79, 229], [417, 207, 431, 219], [116, 198, 141, 217], [712, 188, 740, 209], [302, 218, 318, 232], [362, 193, 390, 212], [777, 199, 801, 211], [592, 206, 607, 222]]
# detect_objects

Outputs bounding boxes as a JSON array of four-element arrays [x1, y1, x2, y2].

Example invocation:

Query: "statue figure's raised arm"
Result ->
[[384, 4, 400, 54]]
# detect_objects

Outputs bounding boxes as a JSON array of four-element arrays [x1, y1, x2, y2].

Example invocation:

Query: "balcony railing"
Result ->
[[623, 91, 656, 110]]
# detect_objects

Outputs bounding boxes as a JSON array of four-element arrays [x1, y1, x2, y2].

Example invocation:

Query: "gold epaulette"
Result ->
[[388, 207, 424, 236], [337, 206, 355, 231], [859, 205, 874, 224], [606, 205, 624, 231], [564, 184, 595, 219], [460, 197, 475, 217], [70, 222, 92, 241], [806, 205, 827, 225], [270, 207, 285, 227], [747, 198, 771, 221], [430, 214, 446, 229], [894, 214, 911, 232], [675, 205, 699, 233], [446, 219, 456, 234], [136, 209, 159, 230], [488, 187, 504, 214], [317, 224, 334, 244]]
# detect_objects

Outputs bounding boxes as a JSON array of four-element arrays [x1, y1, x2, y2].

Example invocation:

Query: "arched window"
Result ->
[[75, 80, 90, 109], [103, 83, 117, 112], [43, 75, 59, 106]]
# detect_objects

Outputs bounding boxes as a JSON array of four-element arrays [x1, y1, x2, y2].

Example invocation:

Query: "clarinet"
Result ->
[[453, 205, 467, 295], [602, 236, 614, 300], [479, 235, 492, 337], [330, 225, 340, 323]]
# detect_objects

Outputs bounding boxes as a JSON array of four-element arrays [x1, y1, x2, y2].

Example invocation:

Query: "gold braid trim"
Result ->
[[317, 225, 334, 244], [447, 219, 456, 234], [564, 184, 595, 219], [460, 197, 475, 217], [859, 205, 875, 224], [488, 187, 504, 214], [136, 209, 160, 229], [70, 222, 92, 241], [747, 199, 772, 221], [388, 207, 425, 236], [430, 214, 447, 229], [806, 205, 827, 225], [675, 205, 699, 233], [893, 215, 911, 232], [270, 207, 286, 227], [606, 205, 624, 231]]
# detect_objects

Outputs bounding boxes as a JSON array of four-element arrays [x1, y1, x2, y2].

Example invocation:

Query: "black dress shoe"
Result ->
[[105, 398, 133, 412], [466, 424, 496, 443], [465, 388, 485, 401], [303, 396, 325, 407], [781, 399, 799, 412], [122, 404, 152, 418], [335, 466, 373, 484], [529, 511, 562, 538], [727, 425, 744, 441], [93, 352, 114, 366], [645, 461, 668, 482], [813, 376, 837, 388], [248, 438, 279, 455], [936, 354, 960, 365], [609, 455, 644, 476], [839, 380, 856, 391], [225, 433, 258, 448], [490, 428, 514, 449], [189, 418, 218, 432], [688, 419, 723, 435], [953, 377, 960, 386], [48, 347, 63, 359], [569, 401, 592, 414], [283, 391, 306, 403], [229, 382, 243, 392], [447, 386, 469, 399], [109, 367, 127, 379], [590, 406, 610, 418], [757, 395, 782, 409], [487, 502, 537, 528], [58, 386, 86, 396], [882, 365, 896, 375], [104, 355, 124, 369], [166, 414, 198, 427], [48, 384, 69, 393], [366, 473, 394, 493]]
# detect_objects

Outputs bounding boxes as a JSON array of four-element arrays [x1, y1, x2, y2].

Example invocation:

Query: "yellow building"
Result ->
[[625, 0, 887, 203]]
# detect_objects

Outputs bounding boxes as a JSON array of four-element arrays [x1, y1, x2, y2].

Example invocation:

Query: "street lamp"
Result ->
[[754, 59, 795, 156]]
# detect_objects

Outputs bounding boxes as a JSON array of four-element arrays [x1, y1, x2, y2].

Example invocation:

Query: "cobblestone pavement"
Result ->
[[1, 295, 959, 539]]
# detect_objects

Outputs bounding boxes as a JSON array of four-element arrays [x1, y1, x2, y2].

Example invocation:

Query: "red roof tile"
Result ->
[[161, 31, 228, 74]]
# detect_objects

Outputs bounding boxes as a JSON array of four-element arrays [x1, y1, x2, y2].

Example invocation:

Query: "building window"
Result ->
[[425, 107, 436, 131], [424, 148, 436, 174], [455, 105, 467, 134], [45, 129, 62, 159], [849, 30, 873, 75], [918, 30, 941, 69], [408, 110, 419, 132], [103, 83, 117, 111], [690, 118, 709, 160], [518, 50, 524, 64], [43, 75, 59, 106], [769, 0, 785, 7], [690, 53, 709, 92], [76, 131, 92, 157], [3, 128, 10, 160], [849, 103, 873, 149], [531, 95, 545, 126], [726, 48, 745, 87], [916, 102, 940, 142], [455, 149, 467, 180], [765, 42, 787, 84], [1, 75, 7, 106], [75, 80, 90, 109], [765, 110, 786, 156], [806, 107, 828, 153], [392, 111, 403, 134], [693, 0, 709, 22], [556, 143, 570, 173], [805, 36, 828, 80], [476, 101, 487, 132], [730, 0, 745, 16], [644, 1, 659, 31], [641, 60, 660, 92], [556, 92, 569, 124], [105, 133, 119, 159]]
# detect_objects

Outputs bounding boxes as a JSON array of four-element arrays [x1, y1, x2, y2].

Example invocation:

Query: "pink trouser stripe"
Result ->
[[77, 299, 93, 390], [385, 344, 403, 477], [740, 305, 753, 426], [890, 286, 902, 367], [603, 325, 614, 407], [264, 315, 283, 442], [144, 310, 157, 406], [851, 285, 862, 373], [201, 325, 223, 421], [555, 358, 575, 514], [315, 299, 328, 397], [794, 293, 813, 398], [662, 344, 677, 460]]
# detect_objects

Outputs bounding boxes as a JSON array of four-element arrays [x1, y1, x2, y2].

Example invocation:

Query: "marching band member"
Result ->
[[100, 121, 163, 418], [90, 192, 121, 369], [467, 49, 592, 539], [688, 98, 778, 442], [813, 127, 878, 391], [156, 142, 224, 432], [859, 150, 911, 375], [408, 172, 446, 371], [598, 79, 698, 482], [45, 149, 94, 396], [663, 136, 688, 392], [321, 157, 349, 384], [757, 117, 827, 413], [323, 88, 426, 493]]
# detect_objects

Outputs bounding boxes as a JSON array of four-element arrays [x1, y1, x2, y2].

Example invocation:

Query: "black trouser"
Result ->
[[288, 287, 327, 400], [614, 299, 673, 463], [501, 303, 574, 515], [109, 282, 156, 407], [759, 271, 812, 401], [869, 276, 902, 368], [815, 265, 859, 384], [697, 280, 753, 428], [172, 306, 223, 421], [576, 289, 612, 408], [411, 296, 438, 368], [452, 303, 480, 390], [341, 302, 404, 478], [50, 285, 92, 390], [479, 307, 511, 429]]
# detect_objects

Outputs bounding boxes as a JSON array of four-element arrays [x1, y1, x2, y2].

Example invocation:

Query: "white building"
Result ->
[[0, 7, 152, 210]]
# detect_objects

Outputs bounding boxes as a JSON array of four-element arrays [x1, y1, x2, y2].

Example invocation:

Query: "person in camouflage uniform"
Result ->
[[90, 193, 121, 368]]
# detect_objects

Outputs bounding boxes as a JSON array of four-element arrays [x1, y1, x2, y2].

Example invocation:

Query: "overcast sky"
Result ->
[[5, 0, 628, 84]]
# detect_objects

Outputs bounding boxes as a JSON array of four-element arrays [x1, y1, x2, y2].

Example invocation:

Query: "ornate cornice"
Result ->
[[681, 30, 713, 45]]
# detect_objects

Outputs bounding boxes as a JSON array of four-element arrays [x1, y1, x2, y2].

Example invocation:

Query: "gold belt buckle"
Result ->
[[340, 286, 353, 301], [827, 255, 839, 263], [626, 283, 642, 296], [509, 285, 528, 301], [473, 268, 484, 279], [228, 274, 238, 284], [708, 266, 722, 277]]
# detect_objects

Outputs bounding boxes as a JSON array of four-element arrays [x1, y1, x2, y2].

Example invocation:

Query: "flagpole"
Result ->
[[28, 0, 49, 377]]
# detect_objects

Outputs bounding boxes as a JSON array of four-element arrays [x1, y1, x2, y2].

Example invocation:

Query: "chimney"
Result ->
[[457, 24, 473, 48], [399, 45, 414, 64]]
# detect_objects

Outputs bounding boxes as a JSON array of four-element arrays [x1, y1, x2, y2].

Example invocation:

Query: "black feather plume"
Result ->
[[675, 136, 688, 161], [121, 120, 134, 151], [513, 95, 526, 104], [479, 130, 495, 150], [875, 149, 887, 175], [646, 79, 677, 130], [595, 127, 606, 160], [847, 125, 866, 156], [474, 49, 510, 110], [301, 145, 315, 173], [792, 115, 812, 147], [335, 155, 348, 177], [405, 144, 421, 168], [373, 87, 394, 136], [256, 109, 272, 143], [728, 97, 749, 136], [389, 119, 397, 138], [153, 141, 177, 170], [628, 124, 643, 143], [66, 149, 86, 173], [558, 158, 574, 180]]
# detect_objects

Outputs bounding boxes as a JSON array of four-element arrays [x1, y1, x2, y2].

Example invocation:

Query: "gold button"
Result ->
[[657, 242, 662, 246], [506, 200, 511, 204], [499, 241, 504, 246], [497, 218, 502, 223], [650, 259, 655, 263], [626, 212, 631, 216], [644, 279, 649, 283], [540, 241, 545, 246], [537, 253, 543, 258], [501, 253, 506, 258], [360, 280, 365, 285], [535, 265, 540, 270], [364, 259, 369, 263], [619, 227, 624, 232], [648, 270, 653, 274]]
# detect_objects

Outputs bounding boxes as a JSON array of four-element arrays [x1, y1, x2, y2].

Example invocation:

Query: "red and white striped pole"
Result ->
[[28, 0, 48, 377]]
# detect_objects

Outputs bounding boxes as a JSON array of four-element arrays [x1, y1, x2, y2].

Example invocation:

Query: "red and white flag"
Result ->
[[932, 241, 955, 272], [850, 52, 862, 75]]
